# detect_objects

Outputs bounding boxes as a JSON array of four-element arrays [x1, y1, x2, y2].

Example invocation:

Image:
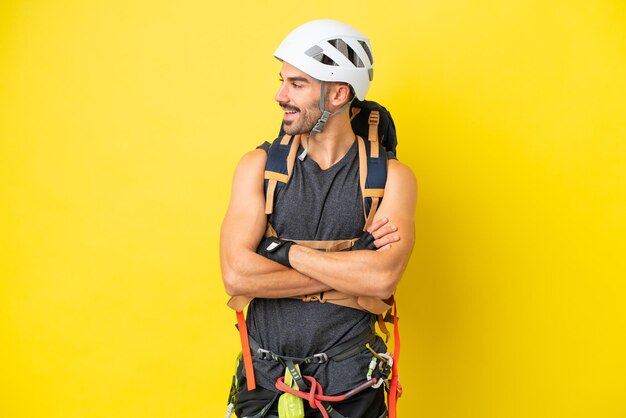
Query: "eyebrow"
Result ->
[[279, 73, 310, 83]]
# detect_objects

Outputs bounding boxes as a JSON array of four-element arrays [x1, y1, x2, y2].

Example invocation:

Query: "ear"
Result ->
[[328, 83, 352, 108]]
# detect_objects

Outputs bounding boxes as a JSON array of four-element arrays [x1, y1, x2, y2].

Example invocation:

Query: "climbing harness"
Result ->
[[248, 327, 392, 418]]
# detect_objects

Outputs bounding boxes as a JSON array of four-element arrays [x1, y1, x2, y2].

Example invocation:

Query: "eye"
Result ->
[[291, 82, 302, 89]]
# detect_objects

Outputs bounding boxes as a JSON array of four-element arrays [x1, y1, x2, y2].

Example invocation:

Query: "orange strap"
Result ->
[[388, 296, 401, 417], [236, 310, 256, 391]]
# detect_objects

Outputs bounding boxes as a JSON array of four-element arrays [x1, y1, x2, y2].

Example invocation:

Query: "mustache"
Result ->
[[279, 103, 300, 112]]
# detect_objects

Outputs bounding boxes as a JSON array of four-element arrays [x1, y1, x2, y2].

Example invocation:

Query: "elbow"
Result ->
[[374, 280, 395, 300], [221, 247, 264, 296], [221, 259, 246, 296], [372, 269, 402, 300], [222, 269, 239, 296]]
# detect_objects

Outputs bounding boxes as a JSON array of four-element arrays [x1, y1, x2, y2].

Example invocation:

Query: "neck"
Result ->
[[304, 111, 355, 170]]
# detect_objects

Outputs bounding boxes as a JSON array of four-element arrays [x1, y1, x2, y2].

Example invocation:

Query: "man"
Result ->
[[221, 19, 417, 418]]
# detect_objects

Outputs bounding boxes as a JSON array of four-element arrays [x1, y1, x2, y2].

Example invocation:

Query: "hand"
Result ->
[[367, 217, 400, 251], [345, 218, 400, 251], [256, 236, 294, 267]]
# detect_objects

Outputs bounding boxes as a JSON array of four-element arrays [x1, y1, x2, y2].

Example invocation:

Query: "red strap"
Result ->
[[275, 375, 377, 418], [236, 310, 256, 391], [388, 296, 401, 418]]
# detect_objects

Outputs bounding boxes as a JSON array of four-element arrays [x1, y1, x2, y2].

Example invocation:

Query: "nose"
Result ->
[[275, 82, 288, 103]]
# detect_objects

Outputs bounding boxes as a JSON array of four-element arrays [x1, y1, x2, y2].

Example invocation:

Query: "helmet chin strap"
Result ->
[[299, 81, 354, 161]]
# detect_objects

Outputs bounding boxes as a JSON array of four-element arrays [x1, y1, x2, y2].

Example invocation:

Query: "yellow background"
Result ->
[[1, 0, 625, 417]]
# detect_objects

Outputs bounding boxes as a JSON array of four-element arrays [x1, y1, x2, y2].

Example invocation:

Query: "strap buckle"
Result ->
[[368, 111, 380, 126], [311, 352, 328, 364], [257, 348, 273, 361], [312, 111, 331, 133]]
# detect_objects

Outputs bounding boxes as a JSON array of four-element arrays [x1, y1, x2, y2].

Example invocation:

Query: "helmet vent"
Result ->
[[312, 53, 338, 66], [358, 40, 374, 65], [306, 45, 338, 66], [329, 39, 364, 68], [305, 39, 372, 70]]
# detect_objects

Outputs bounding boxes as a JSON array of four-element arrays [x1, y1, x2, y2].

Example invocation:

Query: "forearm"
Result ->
[[288, 245, 404, 299], [221, 249, 332, 298]]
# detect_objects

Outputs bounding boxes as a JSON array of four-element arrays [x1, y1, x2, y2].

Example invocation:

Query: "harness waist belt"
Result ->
[[247, 327, 376, 365]]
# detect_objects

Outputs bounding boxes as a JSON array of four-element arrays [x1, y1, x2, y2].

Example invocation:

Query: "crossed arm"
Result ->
[[220, 148, 417, 300]]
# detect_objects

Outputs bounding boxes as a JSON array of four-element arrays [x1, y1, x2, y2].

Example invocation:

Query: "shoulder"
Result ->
[[379, 159, 417, 216], [240, 147, 267, 165], [236, 148, 267, 175], [387, 159, 417, 189]]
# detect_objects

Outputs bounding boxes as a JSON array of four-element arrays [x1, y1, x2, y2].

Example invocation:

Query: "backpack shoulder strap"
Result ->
[[264, 134, 301, 215], [356, 110, 388, 230]]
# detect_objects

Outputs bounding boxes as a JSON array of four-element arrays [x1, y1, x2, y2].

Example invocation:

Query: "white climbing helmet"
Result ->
[[274, 19, 374, 100]]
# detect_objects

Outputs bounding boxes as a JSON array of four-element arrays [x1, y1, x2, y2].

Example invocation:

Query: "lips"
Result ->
[[282, 106, 299, 121], [280, 101, 299, 110]]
